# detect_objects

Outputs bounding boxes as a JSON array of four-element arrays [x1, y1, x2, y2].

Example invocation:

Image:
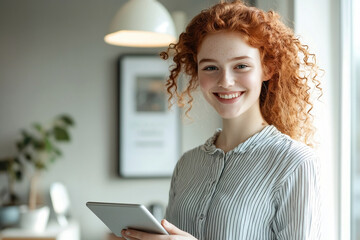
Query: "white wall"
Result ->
[[0, 1, 220, 239], [256, 0, 294, 28]]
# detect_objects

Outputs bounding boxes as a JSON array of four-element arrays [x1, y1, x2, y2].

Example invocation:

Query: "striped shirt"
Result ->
[[165, 125, 321, 240]]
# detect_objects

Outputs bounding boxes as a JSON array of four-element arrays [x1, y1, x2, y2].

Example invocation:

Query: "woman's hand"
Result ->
[[119, 219, 197, 240]]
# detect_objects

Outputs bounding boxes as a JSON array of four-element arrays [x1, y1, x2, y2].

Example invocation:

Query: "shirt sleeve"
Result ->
[[164, 155, 182, 221], [272, 159, 321, 240]]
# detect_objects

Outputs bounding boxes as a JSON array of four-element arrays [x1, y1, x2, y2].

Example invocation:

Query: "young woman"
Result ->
[[121, 0, 322, 239]]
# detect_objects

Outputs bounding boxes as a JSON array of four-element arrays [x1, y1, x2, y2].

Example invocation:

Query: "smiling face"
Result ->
[[197, 31, 267, 121]]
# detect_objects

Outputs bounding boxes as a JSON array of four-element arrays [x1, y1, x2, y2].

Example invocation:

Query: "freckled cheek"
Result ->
[[198, 76, 215, 92], [239, 77, 253, 88], [239, 75, 262, 89]]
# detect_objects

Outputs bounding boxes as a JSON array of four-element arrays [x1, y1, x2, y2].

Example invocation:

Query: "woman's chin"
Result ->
[[216, 111, 242, 120]]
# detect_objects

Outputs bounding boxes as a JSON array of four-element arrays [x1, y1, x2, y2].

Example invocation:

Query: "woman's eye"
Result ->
[[236, 64, 248, 69], [203, 66, 218, 71]]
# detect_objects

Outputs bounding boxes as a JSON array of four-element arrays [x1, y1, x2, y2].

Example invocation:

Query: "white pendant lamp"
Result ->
[[104, 0, 177, 47]]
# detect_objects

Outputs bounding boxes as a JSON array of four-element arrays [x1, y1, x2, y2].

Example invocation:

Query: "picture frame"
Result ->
[[118, 54, 180, 178]]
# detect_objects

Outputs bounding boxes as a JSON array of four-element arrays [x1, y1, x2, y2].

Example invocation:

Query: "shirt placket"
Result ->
[[197, 153, 226, 239]]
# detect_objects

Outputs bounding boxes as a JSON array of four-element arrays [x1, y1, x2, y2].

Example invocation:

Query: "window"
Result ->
[[343, 0, 359, 239], [351, 0, 360, 238]]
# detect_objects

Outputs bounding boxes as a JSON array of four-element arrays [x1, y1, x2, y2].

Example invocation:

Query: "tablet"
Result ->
[[86, 202, 168, 236]]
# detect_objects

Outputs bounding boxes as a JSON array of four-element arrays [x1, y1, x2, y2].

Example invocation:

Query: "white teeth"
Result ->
[[218, 92, 240, 99]]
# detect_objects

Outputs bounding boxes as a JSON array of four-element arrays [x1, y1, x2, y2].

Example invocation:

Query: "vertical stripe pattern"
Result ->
[[165, 125, 321, 240]]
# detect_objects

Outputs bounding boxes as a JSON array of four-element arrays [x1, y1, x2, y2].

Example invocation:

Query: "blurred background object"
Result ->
[[50, 182, 72, 227], [104, 0, 177, 47]]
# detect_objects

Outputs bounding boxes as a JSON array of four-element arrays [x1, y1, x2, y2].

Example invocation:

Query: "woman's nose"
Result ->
[[217, 70, 235, 88]]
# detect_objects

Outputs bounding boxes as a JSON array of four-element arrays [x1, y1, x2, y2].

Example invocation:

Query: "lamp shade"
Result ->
[[104, 0, 177, 47]]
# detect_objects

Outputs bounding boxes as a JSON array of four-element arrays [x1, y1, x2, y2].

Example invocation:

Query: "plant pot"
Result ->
[[19, 205, 50, 232], [0, 205, 20, 229]]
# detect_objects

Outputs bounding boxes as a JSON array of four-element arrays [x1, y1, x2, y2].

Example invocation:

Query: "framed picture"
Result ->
[[118, 54, 180, 178]]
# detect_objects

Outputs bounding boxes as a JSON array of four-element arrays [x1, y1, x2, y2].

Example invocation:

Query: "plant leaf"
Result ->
[[0, 160, 10, 171], [44, 138, 53, 152], [15, 170, 22, 181], [14, 157, 21, 164], [24, 153, 32, 162], [60, 115, 75, 126], [34, 161, 46, 170], [54, 127, 70, 141], [18, 133, 32, 150], [33, 140, 45, 150], [16, 141, 22, 151], [21, 130, 29, 138], [23, 136, 32, 146]]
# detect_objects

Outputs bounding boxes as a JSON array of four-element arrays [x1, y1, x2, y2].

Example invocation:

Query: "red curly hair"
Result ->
[[160, 0, 322, 146]]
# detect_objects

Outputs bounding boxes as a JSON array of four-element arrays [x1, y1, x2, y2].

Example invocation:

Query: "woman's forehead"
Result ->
[[197, 31, 260, 62]]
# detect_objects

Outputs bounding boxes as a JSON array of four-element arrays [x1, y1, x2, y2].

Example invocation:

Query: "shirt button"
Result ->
[[199, 214, 205, 220]]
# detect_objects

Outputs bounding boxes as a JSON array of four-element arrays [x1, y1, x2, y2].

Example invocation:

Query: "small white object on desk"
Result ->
[[0, 220, 80, 240]]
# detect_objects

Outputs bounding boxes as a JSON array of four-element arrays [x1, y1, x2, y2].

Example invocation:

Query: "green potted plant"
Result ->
[[0, 114, 75, 231]]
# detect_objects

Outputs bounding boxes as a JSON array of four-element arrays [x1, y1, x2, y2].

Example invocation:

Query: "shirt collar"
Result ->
[[201, 125, 279, 155]]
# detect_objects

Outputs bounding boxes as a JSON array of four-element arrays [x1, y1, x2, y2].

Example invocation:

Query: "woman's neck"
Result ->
[[215, 108, 268, 153]]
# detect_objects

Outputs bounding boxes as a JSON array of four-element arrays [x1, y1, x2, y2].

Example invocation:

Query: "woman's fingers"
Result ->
[[118, 236, 133, 240], [122, 229, 163, 240], [121, 221, 197, 240], [121, 229, 138, 240]]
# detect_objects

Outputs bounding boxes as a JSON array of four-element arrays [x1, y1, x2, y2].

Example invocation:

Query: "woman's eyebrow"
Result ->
[[230, 56, 253, 61], [198, 56, 253, 64]]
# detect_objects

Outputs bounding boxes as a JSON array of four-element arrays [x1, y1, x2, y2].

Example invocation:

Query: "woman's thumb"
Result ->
[[162, 219, 186, 235]]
